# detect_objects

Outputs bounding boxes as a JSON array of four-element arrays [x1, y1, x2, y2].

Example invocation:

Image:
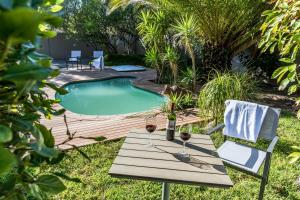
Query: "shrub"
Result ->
[[161, 92, 197, 112], [198, 71, 258, 123], [0, 1, 69, 199], [179, 67, 199, 90], [0, 1, 99, 199], [105, 54, 145, 66]]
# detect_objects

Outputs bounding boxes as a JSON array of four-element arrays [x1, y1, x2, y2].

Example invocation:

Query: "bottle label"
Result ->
[[166, 120, 176, 130]]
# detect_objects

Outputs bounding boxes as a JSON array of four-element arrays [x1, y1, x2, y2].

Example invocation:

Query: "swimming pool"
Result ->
[[111, 65, 145, 72], [56, 77, 166, 115]]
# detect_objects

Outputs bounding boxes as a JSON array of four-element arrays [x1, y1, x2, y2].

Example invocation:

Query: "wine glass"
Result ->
[[145, 116, 157, 147], [179, 124, 192, 157]]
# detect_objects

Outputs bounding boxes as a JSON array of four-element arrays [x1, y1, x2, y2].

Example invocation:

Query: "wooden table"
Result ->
[[109, 130, 233, 200]]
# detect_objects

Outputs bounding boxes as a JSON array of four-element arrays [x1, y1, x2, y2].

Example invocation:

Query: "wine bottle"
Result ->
[[166, 102, 176, 141]]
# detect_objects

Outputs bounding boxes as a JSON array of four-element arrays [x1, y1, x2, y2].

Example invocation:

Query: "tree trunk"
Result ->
[[156, 67, 160, 83], [202, 42, 232, 73], [106, 42, 118, 54], [188, 46, 197, 92]]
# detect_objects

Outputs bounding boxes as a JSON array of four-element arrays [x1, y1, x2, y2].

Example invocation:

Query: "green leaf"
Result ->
[[271, 66, 287, 79], [47, 152, 65, 164], [36, 124, 55, 147], [13, 0, 32, 7], [292, 34, 300, 42], [0, 124, 12, 143], [278, 78, 289, 90], [94, 136, 106, 142], [0, 173, 16, 194], [38, 30, 57, 38], [0, 0, 13, 9], [27, 52, 53, 67], [36, 175, 66, 194], [43, 14, 63, 27], [0, 147, 16, 176], [53, 172, 81, 183], [49, 69, 60, 78], [288, 84, 298, 95], [288, 152, 300, 164], [0, 8, 44, 43], [261, 10, 274, 16], [50, 5, 63, 12], [291, 146, 300, 151], [71, 145, 91, 162], [44, 0, 62, 6], [31, 142, 59, 158], [279, 57, 293, 64], [45, 82, 68, 95], [57, 0, 64, 4], [1, 64, 51, 82], [29, 184, 43, 200]]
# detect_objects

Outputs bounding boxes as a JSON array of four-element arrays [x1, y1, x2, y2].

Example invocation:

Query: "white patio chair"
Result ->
[[90, 51, 104, 70], [206, 100, 280, 200], [66, 50, 82, 70]]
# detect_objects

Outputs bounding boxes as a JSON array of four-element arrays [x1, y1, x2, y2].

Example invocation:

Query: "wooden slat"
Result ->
[[109, 164, 232, 188], [119, 144, 218, 160], [109, 131, 233, 188], [43, 109, 201, 149]]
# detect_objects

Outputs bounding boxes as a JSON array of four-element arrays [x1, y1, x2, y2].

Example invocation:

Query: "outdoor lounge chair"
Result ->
[[90, 51, 104, 70], [206, 100, 280, 200], [66, 50, 82, 70]]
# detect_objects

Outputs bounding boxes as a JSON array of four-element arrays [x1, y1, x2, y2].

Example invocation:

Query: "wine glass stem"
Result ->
[[149, 133, 152, 145]]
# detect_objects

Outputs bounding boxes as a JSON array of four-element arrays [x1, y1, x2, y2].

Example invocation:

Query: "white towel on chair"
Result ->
[[92, 56, 104, 70], [223, 100, 269, 142]]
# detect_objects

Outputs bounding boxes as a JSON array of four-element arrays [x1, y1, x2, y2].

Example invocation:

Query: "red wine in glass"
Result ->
[[146, 124, 157, 133], [180, 132, 191, 141], [145, 116, 156, 146], [179, 124, 192, 157]]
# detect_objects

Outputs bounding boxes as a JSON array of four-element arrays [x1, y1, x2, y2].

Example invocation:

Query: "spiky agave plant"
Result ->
[[137, 10, 175, 83], [163, 45, 179, 84], [145, 47, 162, 82], [172, 15, 199, 91]]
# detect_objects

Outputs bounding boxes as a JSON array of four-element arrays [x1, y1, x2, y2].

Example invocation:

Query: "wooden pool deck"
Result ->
[[42, 67, 203, 150]]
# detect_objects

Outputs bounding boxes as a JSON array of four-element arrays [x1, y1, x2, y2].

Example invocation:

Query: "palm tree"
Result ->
[[172, 15, 199, 91], [173, 0, 263, 70], [163, 45, 179, 84], [109, 0, 264, 71], [137, 11, 170, 50], [145, 47, 162, 82], [137, 10, 173, 83]]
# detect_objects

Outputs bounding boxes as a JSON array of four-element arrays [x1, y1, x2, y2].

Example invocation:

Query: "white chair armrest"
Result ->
[[206, 123, 225, 135], [267, 136, 279, 153]]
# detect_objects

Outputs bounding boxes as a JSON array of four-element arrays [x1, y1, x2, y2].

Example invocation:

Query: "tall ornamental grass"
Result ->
[[198, 71, 258, 123]]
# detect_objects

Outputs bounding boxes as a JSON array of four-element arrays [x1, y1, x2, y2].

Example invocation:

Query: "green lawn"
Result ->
[[44, 111, 300, 200]]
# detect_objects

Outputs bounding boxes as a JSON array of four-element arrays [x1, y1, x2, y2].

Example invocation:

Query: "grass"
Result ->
[[43, 111, 300, 200]]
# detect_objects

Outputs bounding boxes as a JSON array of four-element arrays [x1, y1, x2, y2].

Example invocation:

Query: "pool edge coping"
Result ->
[[54, 75, 169, 118]]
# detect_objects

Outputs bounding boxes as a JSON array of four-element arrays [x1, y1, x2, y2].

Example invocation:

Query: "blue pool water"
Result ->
[[111, 65, 146, 72], [56, 77, 166, 115]]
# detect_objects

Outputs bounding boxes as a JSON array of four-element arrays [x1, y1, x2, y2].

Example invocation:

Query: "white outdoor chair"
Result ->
[[90, 51, 104, 70], [206, 101, 280, 200], [66, 50, 82, 70]]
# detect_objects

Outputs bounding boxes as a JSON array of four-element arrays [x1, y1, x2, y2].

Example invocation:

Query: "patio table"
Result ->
[[108, 129, 233, 200]]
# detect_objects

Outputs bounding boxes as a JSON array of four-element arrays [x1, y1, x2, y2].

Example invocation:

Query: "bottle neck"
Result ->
[[170, 102, 175, 112]]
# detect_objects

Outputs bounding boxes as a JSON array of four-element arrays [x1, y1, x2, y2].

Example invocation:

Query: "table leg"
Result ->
[[162, 182, 170, 200]]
